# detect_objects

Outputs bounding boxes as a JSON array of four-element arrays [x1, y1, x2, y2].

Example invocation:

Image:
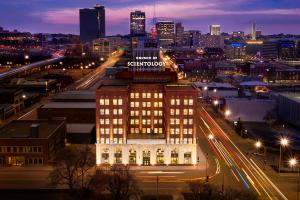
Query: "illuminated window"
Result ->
[[105, 99, 109, 105], [184, 99, 188, 105], [113, 128, 123, 135], [142, 93, 147, 98], [100, 128, 109, 135], [171, 99, 175, 105], [170, 118, 179, 125], [159, 93, 163, 98], [119, 109, 123, 115], [113, 99, 118, 105], [135, 93, 139, 98], [113, 109, 118, 115], [188, 109, 193, 115], [100, 99, 104, 105], [147, 128, 151, 134], [147, 93, 151, 98], [118, 99, 123, 105], [154, 93, 158, 98], [170, 109, 174, 115], [189, 99, 194, 106], [100, 109, 109, 115], [130, 93, 135, 98]]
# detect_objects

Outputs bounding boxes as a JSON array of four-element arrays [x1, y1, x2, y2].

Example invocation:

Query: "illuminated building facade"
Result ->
[[95, 81, 198, 166], [210, 25, 221, 36], [156, 21, 175, 47], [130, 11, 146, 37], [251, 22, 256, 40]]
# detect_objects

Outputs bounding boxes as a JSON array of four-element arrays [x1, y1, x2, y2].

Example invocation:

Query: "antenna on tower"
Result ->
[[153, 0, 157, 25]]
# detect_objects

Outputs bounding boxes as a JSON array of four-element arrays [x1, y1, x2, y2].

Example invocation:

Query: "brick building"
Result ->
[[95, 79, 198, 166], [0, 119, 66, 166]]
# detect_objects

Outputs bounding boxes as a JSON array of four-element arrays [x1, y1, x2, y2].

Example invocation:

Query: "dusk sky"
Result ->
[[0, 0, 300, 35]]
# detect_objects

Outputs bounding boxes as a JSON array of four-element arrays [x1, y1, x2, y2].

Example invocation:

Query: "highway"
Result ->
[[0, 53, 64, 81], [72, 50, 124, 90], [198, 105, 288, 200]]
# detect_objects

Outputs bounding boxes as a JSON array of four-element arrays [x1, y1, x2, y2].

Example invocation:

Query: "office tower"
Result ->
[[232, 31, 245, 38], [262, 40, 296, 60], [80, 4, 105, 43], [256, 30, 262, 38], [199, 35, 225, 49], [156, 21, 175, 47], [130, 11, 146, 37], [210, 25, 221, 36], [175, 23, 184, 46], [251, 22, 256, 40]]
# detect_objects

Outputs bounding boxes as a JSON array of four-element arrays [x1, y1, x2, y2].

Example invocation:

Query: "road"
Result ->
[[198, 104, 288, 200], [71, 50, 123, 90]]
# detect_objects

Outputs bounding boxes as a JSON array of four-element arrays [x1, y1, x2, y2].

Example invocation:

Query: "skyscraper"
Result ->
[[156, 21, 175, 47], [80, 4, 105, 43], [251, 22, 256, 40], [210, 25, 221, 36], [130, 11, 146, 37], [175, 23, 184, 46]]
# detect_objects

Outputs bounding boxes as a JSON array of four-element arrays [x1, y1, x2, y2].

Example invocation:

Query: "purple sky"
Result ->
[[0, 0, 300, 35]]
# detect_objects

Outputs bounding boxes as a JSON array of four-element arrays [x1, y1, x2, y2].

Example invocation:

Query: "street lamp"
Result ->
[[213, 100, 219, 106], [255, 140, 262, 148], [208, 134, 214, 140], [288, 158, 299, 200], [279, 137, 289, 173], [225, 109, 231, 117]]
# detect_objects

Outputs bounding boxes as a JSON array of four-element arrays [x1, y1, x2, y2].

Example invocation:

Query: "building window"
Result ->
[[118, 99, 123, 105], [129, 149, 136, 165], [189, 99, 194, 106], [171, 150, 178, 164], [113, 99, 118, 105], [156, 149, 164, 165], [184, 152, 192, 164], [99, 99, 107, 105], [114, 148, 122, 164]]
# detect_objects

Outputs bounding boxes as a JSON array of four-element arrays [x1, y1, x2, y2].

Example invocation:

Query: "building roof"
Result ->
[[52, 90, 95, 101], [66, 123, 95, 134], [42, 102, 95, 109], [278, 93, 300, 104], [0, 120, 65, 139], [239, 81, 269, 87], [194, 82, 236, 89]]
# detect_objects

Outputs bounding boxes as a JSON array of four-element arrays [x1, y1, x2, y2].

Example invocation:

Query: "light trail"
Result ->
[[198, 105, 288, 200]]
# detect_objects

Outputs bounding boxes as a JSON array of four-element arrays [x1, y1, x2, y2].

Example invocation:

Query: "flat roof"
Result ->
[[42, 102, 95, 109], [52, 91, 95, 100], [66, 123, 95, 134], [165, 85, 195, 91], [0, 120, 64, 139], [278, 93, 300, 104]]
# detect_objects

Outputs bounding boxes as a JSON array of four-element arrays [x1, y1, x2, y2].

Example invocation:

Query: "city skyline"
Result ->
[[0, 0, 300, 35]]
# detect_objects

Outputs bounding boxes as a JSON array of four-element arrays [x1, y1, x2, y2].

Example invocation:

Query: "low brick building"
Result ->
[[0, 119, 66, 166]]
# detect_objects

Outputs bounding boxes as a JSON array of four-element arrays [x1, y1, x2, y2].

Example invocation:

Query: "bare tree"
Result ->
[[90, 164, 142, 200], [49, 145, 95, 199]]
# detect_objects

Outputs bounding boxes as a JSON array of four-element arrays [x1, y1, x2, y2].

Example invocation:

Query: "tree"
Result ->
[[188, 180, 219, 200], [186, 180, 258, 200], [263, 108, 278, 126], [235, 117, 244, 136], [108, 165, 141, 200], [49, 145, 95, 199]]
